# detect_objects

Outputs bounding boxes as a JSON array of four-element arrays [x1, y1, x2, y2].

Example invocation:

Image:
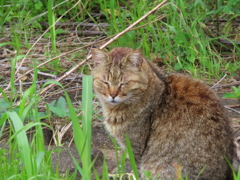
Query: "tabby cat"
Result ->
[[91, 47, 233, 180]]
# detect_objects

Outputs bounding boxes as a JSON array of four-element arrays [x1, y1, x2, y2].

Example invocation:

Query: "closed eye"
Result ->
[[101, 80, 110, 87], [119, 82, 128, 88]]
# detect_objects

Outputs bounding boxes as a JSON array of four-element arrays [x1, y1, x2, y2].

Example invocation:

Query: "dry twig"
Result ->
[[212, 81, 240, 89], [211, 74, 227, 89], [225, 106, 240, 114]]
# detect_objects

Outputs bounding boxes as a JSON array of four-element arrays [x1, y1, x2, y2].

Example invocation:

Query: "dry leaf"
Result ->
[[173, 162, 183, 180]]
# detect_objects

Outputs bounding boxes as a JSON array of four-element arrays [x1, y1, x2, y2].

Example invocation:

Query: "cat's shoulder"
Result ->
[[165, 73, 219, 103]]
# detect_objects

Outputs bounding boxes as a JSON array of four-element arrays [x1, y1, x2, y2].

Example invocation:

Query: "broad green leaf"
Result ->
[[56, 96, 67, 110], [48, 105, 66, 117], [125, 135, 139, 180], [232, 86, 239, 95], [222, 93, 237, 98], [80, 75, 93, 180], [36, 151, 45, 170], [7, 111, 33, 177], [0, 99, 10, 108]]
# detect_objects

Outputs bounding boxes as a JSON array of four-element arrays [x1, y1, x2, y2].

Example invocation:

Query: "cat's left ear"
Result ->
[[91, 48, 108, 67], [127, 49, 143, 68]]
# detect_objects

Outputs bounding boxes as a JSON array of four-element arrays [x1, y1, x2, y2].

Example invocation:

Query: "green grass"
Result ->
[[0, 0, 239, 179], [47, 0, 58, 68], [98, 0, 240, 78], [1, 0, 239, 77], [0, 75, 93, 179]]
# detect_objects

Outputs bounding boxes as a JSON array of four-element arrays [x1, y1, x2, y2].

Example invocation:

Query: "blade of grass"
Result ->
[[6, 122, 52, 146], [47, 0, 58, 68], [80, 75, 93, 179], [125, 135, 140, 180], [43, 80, 85, 157], [19, 85, 35, 120], [63, 87, 85, 169], [44, 80, 92, 179], [32, 61, 47, 156], [101, 152, 109, 180], [7, 111, 33, 177], [0, 113, 7, 138], [10, 55, 25, 108]]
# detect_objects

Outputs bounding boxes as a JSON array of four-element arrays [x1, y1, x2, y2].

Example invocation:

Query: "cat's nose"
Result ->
[[110, 93, 118, 99]]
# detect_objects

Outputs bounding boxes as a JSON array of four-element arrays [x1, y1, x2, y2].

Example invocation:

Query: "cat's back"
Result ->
[[162, 73, 232, 130], [142, 73, 233, 180], [156, 73, 232, 143], [165, 74, 220, 106]]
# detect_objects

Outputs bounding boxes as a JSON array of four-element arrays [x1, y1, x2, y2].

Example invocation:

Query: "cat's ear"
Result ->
[[91, 48, 108, 67], [127, 49, 143, 68]]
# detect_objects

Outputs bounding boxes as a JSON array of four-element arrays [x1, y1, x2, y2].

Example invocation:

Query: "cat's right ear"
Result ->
[[127, 49, 143, 68], [91, 48, 108, 67]]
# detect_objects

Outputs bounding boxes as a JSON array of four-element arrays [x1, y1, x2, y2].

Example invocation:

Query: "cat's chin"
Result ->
[[107, 101, 121, 105], [105, 99, 123, 105]]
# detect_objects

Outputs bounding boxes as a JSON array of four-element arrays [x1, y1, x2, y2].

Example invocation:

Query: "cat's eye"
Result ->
[[101, 80, 109, 87], [119, 83, 126, 88]]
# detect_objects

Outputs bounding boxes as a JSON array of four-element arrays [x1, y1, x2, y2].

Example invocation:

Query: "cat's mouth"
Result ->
[[109, 100, 119, 105], [105, 95, 122, 105], [108, 98, 122, 105]]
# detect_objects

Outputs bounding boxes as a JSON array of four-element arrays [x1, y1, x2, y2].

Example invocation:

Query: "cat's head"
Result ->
[[91, 47, 148, 106]]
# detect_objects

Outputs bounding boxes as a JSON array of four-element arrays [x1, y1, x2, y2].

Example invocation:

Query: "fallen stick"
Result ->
[[39, 0, 168, 95], [212, 81, 240, 89], [0, 77, 82, 87], [226, 104, 240, 108], [211, 74, 227, 89], [225, 106, 240, 114], [39, 22, 109, 27]]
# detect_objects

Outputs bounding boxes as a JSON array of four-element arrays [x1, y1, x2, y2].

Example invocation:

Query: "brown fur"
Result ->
[[91, 47, 233, 180]]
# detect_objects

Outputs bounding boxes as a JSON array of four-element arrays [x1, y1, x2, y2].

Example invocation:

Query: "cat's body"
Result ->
[[91, 47, 233, 180]]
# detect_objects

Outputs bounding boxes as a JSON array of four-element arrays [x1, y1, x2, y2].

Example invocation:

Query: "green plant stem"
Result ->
[[47, 0, 58, 68], [81, 75, 93, 179]]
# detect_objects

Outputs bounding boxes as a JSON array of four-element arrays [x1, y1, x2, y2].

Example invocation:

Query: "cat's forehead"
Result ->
[[101, 67, 129, 82], [107, 67, 123, 80], [108, 47, 133, 64]]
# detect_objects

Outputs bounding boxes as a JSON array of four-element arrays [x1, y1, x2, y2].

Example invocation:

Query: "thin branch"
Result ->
[[40, 22, 110, 27], [212, 81, 240, 89], [0, 78, 82, 87], [37, 72, 57, 79], [226, 104, 240, 108], [225, 105, 240, 114], [211, 74, 227, 89]]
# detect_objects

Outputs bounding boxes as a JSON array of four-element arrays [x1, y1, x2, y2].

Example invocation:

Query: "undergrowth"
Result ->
[[1, 0, 239, 78]]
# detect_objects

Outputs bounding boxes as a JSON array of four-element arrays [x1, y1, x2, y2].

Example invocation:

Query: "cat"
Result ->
[[91, 47, 233, 180]]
